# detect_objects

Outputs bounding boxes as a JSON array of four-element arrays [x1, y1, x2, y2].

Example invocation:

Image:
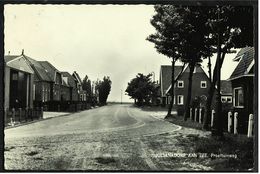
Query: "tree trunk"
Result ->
[[166, 60, 175, 117], [212, 27, 223, 137], [203, 51, 226, 130], [184, 63, 195, 121]]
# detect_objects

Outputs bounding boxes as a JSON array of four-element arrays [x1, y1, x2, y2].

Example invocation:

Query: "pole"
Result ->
[[121, 89, 122, 104]]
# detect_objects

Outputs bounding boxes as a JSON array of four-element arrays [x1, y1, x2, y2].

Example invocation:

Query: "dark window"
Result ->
[[234, 87, 244, 107]]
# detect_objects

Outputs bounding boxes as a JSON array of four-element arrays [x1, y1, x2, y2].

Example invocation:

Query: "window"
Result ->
[[227, 97, 232, 103], [177, 81, 184, 88], [221, 96, 232, 103], [177, 95, 184, 105], [234, 87, 244, 107], [201, 81, 207, 88]]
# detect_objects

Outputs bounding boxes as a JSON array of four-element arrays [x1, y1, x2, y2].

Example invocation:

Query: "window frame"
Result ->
[[201, 81, 207, 88], [177, 80, 184, 88], [177, 95, 184, 105], [233, 87, 244, 108]]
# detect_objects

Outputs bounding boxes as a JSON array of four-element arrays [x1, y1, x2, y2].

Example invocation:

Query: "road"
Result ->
[[4, 104, 210, 171]]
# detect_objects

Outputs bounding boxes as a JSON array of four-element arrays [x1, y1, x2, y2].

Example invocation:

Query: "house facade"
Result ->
[[72, 71, 87, 101], [4, 55, 34, 110], [228, 47, 255, 133], [38, 61, 63, 101], [23, 55, 53, 106], [61, 71, 79, 101], [160, 65, 211, 114]]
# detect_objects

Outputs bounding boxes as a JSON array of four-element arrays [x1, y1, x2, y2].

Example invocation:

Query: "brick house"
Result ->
[[160, 64, 211, 114], [4, 55, 34, 111], [23, 55, 53, 107], [228, 47, 255, 133], [72, 71, 87, 101], [38, 61, 63, 101], [61, 71, 79, 101]]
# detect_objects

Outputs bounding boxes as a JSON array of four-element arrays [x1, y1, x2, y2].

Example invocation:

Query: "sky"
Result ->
[[4, 5, 239, 102]]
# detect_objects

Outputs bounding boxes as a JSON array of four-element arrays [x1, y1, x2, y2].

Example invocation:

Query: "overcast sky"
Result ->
[[4, 5, 239, 102]]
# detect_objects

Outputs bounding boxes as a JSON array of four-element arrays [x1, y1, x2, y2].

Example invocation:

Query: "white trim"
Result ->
[[177, 95, 184, 105], [233, 54, 244, 61], [200, 81, 207, 88], [247, 59, 255, 73], [5, 55, 23, 64], [233, 87, 244, 108], [177, 80, 184, 88], [228, 74, 254, 81]]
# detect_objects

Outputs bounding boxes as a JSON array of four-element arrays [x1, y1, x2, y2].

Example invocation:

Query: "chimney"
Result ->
[[8, 51, 10, 55], [22, 49, 24, 55]]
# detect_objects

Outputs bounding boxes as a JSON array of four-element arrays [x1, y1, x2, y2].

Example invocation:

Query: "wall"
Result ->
[[4, 66, 10, 110]]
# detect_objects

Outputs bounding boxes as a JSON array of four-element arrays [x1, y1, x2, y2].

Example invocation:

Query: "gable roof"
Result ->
[[72, 71, 82, 84], [4, 55, 34, 74], [61, 72, 77, 88], [229, 47, 254, 80], [4, 55, 21, 63], [220, 80, 232, 95], [23, 55, 52, 82], [160, 65, 184, 96], [38, 61, 60, 82]]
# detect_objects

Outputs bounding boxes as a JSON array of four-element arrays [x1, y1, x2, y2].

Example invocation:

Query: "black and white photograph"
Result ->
[[2, 1, 257, 172]]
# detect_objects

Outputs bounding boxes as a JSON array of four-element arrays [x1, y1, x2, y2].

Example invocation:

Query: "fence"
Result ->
[[189, 107, 254, 138], [34, 101, 91, 112], [4, 107, 43, 127]]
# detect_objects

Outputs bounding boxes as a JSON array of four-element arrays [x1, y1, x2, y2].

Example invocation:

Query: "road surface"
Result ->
[[4, 104, 210, 171]]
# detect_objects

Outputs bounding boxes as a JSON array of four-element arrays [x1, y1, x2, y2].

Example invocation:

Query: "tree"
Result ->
[[174, 6, 213, 121], [96, 76, 112, 105], [125, 73, 156, 106], [202, 6, 253, 135], [82, 75, 92, 97], [147, 5, 185, 117]]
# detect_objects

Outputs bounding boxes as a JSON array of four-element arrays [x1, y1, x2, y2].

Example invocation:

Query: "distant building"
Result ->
[[4, 54, 34, 110], [228, 46, 255, 133], [72, 71, 87, 101], [61, 72, 79, 101]]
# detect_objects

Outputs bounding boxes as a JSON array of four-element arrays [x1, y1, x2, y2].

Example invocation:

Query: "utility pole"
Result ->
[[121, 89, 122, 104]]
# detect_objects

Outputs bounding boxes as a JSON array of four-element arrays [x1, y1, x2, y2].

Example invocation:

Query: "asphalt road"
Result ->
[[4, 104, 183, 171]]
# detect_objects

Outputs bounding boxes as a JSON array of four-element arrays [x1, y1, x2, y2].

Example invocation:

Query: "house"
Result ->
[[4, 54, 34, 111], [72, 71, 87, 102], [61, 72, 79, 101], [23, 55, 53, 107], [160, 64, 211, 115], [38, 61, 63, 101], [228, 46, 255, 133]]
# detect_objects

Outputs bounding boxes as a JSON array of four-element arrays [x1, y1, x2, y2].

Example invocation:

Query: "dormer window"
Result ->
[[177, 81, 184, 88]]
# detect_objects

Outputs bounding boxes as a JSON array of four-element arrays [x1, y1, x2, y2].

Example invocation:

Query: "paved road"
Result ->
[[5, 104, 182, 171]]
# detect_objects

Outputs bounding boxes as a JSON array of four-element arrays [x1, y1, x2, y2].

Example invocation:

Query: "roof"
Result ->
[[72, 71, 82, 84], [38, 61, 60, 82], [61, 72, 77, 88], [4, 55, 21, 63], [4, 55, 34, 74], [220, 80, 232, 95], [229, 47, 254, 80], [160, 65, 184, 96], [23, 55, 52, 82]]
